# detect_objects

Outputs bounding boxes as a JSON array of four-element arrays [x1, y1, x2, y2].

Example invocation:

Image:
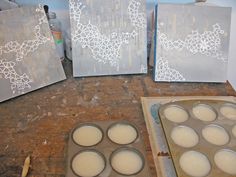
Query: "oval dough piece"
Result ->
[[202, 125, 229, 146], [192, 104, 216, 122], [111, 149, 143, 175], [72, 151, 105, 177], [73, 125, 103, 146], [108, 123, 137, 145], [220, 105, 236, 120], [214, 149, 236, 175], [171, 126, 199, 148], [179, 151, 211, 177], [164, 105, 189, 123]]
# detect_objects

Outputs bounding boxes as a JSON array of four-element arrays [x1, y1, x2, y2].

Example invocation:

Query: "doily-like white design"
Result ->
[[36, 4, 48, 25], [0, 60, 32, 93], [155, 58, 186, 81], [69, 0, 146, 68], [0, 25, 49, 61], [157, 23, 227, 62], [0, 4, 50, 94], [128, 0, 146, 29]]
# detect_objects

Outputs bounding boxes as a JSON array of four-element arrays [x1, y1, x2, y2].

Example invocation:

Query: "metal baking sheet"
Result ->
[[66, 120, 151, 177], [158, 100, 236, 177]]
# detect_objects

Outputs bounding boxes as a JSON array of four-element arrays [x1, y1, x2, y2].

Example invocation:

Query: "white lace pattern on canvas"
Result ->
[[157, 23, 227, 62], [0, 60, 32, 93], [0, 5, 50, 94], [69, 0, 146, 69], [155, 58, 186, 81]]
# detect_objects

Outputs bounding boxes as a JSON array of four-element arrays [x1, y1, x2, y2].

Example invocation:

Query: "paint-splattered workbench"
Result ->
[[0, 60, 235, 177]]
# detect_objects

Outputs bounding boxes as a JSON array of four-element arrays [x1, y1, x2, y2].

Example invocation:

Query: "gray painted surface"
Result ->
[[69, 0, 147, 77], [154, 4, 231, 82], [0, 5, 66, 102]]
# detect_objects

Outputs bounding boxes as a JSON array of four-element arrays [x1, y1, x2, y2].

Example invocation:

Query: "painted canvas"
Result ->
[[154, 4, 231, 82], [69, 0, 147, 77], [0, 5, 66, 102]]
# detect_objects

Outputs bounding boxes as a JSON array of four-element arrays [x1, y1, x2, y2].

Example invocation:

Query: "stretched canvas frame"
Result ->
[[154, 4, 231, 82], [0, 5, 66, 102], [69, 0, 147, 77]]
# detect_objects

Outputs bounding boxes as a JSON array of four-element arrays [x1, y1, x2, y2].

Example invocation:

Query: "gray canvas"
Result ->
[[69, 0, 147, 77], [0, 5, 66, 102], [154, 4, 231, 82]]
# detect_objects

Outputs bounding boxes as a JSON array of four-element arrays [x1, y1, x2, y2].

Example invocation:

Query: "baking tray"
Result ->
[[66, 120, 152, 177], [158, 100, 236, 177]]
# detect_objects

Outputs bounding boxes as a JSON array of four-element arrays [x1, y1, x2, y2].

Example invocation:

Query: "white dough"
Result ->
[[73, 125, 103, 146], [232, 124, 236, 138], [72, 151, 105, 177], [179, 151, 211, 177], [108, 123, 137, 144], [111, 149, 143, 175], [202, 125, 229, 146], [164, 106, 189, 123], [220, 105, 236, 120], [192, 104, 216, 121], [214, 149, 236, 175], [171, 126, 199, 148]]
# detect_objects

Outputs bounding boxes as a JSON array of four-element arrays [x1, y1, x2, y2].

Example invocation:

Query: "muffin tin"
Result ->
[[66, 120, 151, 177], [158, 100, 236, 177]]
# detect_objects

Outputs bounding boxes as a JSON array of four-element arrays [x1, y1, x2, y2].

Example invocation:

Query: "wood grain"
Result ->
[[0, 60, 235, 177]]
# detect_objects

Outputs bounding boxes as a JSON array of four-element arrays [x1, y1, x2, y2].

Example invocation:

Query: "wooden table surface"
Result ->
[[0, 60, 235, 177]]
